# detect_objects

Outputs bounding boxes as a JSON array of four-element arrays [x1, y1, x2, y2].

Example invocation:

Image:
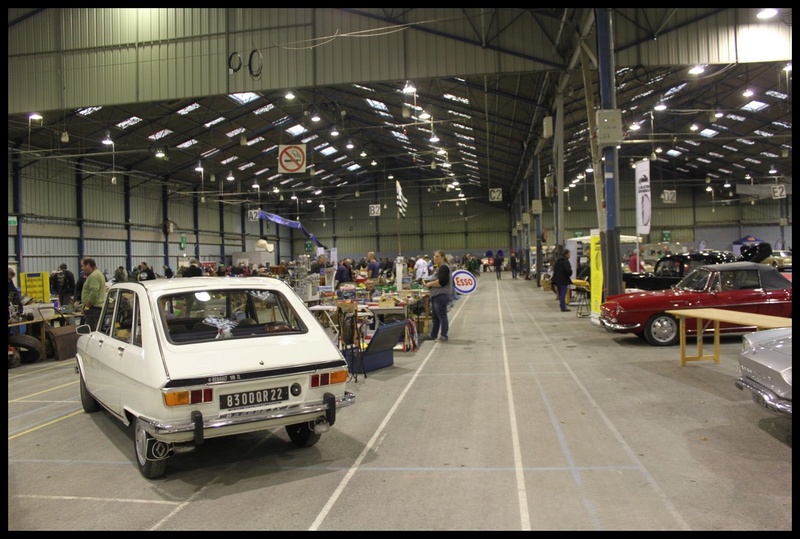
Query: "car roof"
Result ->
[[696, 261, 793, 289], [111, 276, 288, 294], [657, 251, 736, 263]]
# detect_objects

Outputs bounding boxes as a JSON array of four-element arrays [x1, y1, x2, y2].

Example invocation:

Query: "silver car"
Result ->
[[734, 327, 792, 418]]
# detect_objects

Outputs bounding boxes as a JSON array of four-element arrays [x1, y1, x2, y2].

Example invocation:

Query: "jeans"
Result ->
[[429, 294, 450, 338], [84, 307, 102, 331], [557, 284, 569, 310]]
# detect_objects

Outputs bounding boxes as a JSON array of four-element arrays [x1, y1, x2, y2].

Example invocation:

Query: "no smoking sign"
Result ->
[[278, 144, 307, 173]]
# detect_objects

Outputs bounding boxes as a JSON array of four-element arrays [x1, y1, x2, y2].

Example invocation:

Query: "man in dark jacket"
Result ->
[[551, 249, 573, 312], [183, 259, 204, 278], [54, 263, 76, 307]]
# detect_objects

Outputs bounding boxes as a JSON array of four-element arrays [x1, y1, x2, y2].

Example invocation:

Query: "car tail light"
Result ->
[[163, 388, 213, 407], [311, 369, 348, 387]]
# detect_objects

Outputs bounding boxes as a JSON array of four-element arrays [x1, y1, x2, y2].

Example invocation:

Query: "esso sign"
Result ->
[[452, 269, 477, 295]]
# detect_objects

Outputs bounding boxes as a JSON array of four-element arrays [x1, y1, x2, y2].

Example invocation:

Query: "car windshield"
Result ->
[[675, 268, 712, 291], [159, 288, 307, 344]]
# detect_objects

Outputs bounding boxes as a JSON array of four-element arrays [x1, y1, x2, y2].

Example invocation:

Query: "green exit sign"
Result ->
[[662, 230, 671, 242], [8, 216, 18, 226], [180, 234, 187, 250], [304, 241, 314, 253]]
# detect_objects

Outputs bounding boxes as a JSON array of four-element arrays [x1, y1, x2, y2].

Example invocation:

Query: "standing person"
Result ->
[[8, 267, 23, 313], [183, 259, 203, 278], [424, 250, 453, 342], [113, 266, 128, 283], [628, 249, 645, 272], [138, 261, 156, 281], [414, 255, 429, 281], [162, 264, 174, 278], [366, 251, 381, 279], [494, 249, 505, 279], [333, 258, 352, 289], [55, 263, 76, 307], [509, 252, 518, 280], [465, 253, 480, 278], [551, 248, 573, 312], [80, 257, 107, 330]]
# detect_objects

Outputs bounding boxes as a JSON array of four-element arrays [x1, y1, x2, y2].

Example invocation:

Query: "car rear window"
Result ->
[[160, 288, 307, 344]]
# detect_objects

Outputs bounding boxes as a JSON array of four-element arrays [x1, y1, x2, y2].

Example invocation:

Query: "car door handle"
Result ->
[[117, 346, 126, 354]]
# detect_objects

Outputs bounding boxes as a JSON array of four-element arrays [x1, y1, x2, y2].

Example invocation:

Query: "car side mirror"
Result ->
[[76, 324, 92, 335]]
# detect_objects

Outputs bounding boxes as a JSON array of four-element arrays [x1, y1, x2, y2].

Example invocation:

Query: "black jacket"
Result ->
[[551, 256, 573, 286]]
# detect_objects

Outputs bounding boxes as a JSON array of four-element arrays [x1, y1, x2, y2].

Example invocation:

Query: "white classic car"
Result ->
[[75, 276, 355, 479], [735, 327, 792, 418]]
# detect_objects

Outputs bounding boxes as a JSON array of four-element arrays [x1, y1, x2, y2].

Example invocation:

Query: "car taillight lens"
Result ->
[[311, 369, 348, 387], [163, 388, 213, 407]]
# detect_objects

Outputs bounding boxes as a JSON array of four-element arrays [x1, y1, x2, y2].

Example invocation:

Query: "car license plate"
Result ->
[[220, 387, 288, 410]]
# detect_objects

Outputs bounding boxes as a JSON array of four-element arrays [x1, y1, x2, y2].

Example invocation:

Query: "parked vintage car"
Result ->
[[770, 250, 792, 272], [75, 277, 356, 479], [599, 261, 793, 346], [734, 327, 792, 418], [623, 250, 737, 291]]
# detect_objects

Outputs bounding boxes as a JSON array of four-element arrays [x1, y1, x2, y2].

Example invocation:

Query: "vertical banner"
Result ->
[[589, 233, 603, 326], [635, 160, 651, 235]]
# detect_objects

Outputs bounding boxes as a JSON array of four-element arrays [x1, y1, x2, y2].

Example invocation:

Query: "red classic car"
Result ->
[[600, 261, 792, 346]]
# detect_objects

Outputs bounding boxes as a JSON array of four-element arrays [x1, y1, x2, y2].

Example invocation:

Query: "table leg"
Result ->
[[712, 320, 720, 364], [679, 316, 687, 367]]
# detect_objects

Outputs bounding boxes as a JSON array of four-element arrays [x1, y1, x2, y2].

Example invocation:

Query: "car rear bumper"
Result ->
[[734, 377, 792, 417], [139, 391, 356, 441]]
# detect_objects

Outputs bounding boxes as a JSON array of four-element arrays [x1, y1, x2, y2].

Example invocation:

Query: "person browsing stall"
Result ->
[[80, 257, 107, 330], [551, 248, 573, 312], [424, 250, 453, 342]]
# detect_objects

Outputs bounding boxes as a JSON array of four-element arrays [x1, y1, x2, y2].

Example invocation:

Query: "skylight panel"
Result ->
[[346, 163, 362, 172], [285, 124, 308, 137], [229, 92, 260, 105], [725, 113, 746, 121], [453, 122, 473, 131], [736, 138, 755, 145], [454, 132, 475, 142], [753, 130, 773, 137], [443, 93, 469, 105], [683, 140, 700, 148], [254, 103, 275, 115], [332, 154, 347, 163], [353, 84, 375, 92], [732, 163, 746, 170], [319, 146, 337, 156], [717, 168, 733, 175], [374, 110, 393, 119], [177, 103, 200, 115], [740, 100, 768, 112], [760, 151, 779, 158], [226, 127, 246, 138], [449, 109, 470, 120], [246, 136, 264, 146], [722, 145, 738, 152], [238, 162, 256, 170], [663, 83, 687, 98], [254, 167, 270, 176], [204, 117, 225, 128], [221, 156, 238, 165], [148, 129, 173, 141], [262, 144, 278, 155], [708, 151, 724, 158], [765, 90, 787, 100], [743, 157, 761, 165], [176, 139, 199, 149], [366, 98, 389, 112], [77, 106, 103, 116], [390, 130, 410, 144], [666, 149, 682, 157], [699, 128, 718, 138], [117, 116, 142, 130], [772, 120, 791, 129], [200, 148, 219, 159], [267, 173, 281, 181]]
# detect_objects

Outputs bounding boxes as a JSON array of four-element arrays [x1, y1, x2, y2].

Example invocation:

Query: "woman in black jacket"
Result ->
[[551, 249, 573, 312]]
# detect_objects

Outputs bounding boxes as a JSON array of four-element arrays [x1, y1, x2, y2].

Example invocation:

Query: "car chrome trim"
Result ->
[[138, 391, 356, 436], [735, 377, 792, 417], [599, 318, 640, 332], [163, 359, 348, 388]]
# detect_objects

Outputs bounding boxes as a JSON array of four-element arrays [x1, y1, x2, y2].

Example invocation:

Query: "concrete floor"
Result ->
[[8, 275, 792, 530]]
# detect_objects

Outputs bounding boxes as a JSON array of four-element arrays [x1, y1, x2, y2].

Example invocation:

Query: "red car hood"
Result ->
[[603, 289, 699, 310]]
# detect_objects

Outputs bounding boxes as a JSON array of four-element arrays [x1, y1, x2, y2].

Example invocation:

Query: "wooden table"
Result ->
[[665, 308, 792, 367], [8, 311, 81, 357]]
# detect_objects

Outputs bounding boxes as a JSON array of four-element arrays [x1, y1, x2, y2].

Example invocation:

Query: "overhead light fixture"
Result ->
[[629, 123, 641, 131], [330, 125, 339, 137], [769, 165, 778, 174], [653, 102, 666, 111], [314, 188, 322, 195], [154, 147, 165, 158], [723, 180, 731, 188], [285, 90, 295, 100], [757, 8, 778, 19], [279, 194, 284, 201], [371, 159, 377, 166], [430, 131, 439, 143], [743, 89, 754, 97], [209, 173, 215, 183], [690, 123, 699, 131], [252, 181, 260, 189], [227, 171, 234, 181], [355, 190, 360, 198], [111, 176, 117, 185], [309, 106, 321, 122], [240, 134, 247, 146], [360, 150, 367, 157], [60, 131, 69, 143], [102, 130, 113, 145], [388, 174, 394, 180], [291, 193, 297, 200], [714, 110, 724, 118], [29, 112, 43, 121], [195, 161, 203, 172], [201, 196, 206, 203], [419, 110, 430, 120], [402, 81, 416, 94], [346, 138, 354, 149], [688, 65, 705, 75]]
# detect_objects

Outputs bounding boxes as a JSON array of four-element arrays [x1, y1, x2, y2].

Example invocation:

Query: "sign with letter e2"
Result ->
[[452, 269, 477, 295]]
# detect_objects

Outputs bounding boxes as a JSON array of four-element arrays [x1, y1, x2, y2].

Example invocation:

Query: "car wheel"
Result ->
[[133, 418, 168, 479], [79, 373, 100, 413], [8, 348, 22, 369], [8, 334, 43, 363], [285, 421, 322, 447], [644, 313, 679, 346]]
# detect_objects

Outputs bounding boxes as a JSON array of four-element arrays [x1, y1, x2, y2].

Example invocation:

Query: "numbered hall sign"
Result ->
[[451, 269, 477, 295]]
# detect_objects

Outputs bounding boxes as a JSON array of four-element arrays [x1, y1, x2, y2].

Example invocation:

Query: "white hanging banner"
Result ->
[[635, 160, 651, 235]]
